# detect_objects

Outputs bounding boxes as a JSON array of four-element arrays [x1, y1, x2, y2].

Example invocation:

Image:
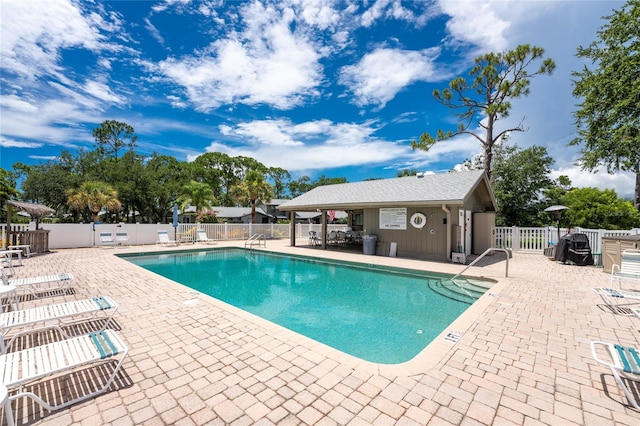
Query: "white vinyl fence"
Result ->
[[494, 226, 640, 265], [0, 222, 350, 249], [3, 222, 638, 266]]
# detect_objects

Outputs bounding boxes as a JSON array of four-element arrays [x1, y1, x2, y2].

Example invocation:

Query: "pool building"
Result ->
[[279, 169, 498, 262]]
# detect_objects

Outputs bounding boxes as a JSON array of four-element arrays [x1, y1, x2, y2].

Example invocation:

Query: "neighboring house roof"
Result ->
[[179, 206, 271, 218], [212, 206, 271, 219], [279, 170, 497, 211]]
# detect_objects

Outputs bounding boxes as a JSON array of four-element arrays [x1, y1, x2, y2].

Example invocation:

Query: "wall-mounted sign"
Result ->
[[380, 208, 407, 230]]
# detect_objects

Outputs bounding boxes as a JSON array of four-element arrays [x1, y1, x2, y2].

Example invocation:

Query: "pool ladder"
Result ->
[[245, 233, 266, 249]]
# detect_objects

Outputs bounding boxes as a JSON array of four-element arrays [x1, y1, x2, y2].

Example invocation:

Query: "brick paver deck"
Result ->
[[2, 240, 639, 425]]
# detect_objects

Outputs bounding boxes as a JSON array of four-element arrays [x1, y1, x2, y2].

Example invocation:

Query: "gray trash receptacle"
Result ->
[[363, 235, 377, 255]]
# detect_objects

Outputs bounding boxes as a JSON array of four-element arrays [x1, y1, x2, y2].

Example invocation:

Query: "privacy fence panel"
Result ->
[[3, 222, 639, 267]]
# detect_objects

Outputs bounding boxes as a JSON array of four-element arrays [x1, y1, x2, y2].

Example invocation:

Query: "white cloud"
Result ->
[[28, 155, 60, 161], [0, 137, 43, 149], [83, 80, 125, 104], [144, 17, 166, 46], [298, 0, 340, 29], [155, 1, 324, 111], [0, 95, 39, 114], [552, 165, 636, 200], [0, 0, 110, 79], [195, 118, 407, 171], [436, 0, 512, 52], [361, 0, 433, 28], [0, 93, 99, 149], [339, 47, 441, 108], [199, 116, 483, 174], [226, 120, 305, 147]]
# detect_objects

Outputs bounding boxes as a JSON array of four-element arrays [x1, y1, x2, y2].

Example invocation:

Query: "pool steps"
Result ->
[[427, 278, 490, 304]]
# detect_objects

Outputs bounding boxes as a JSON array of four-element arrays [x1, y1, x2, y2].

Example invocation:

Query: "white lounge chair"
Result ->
[[591, 341, 640, 410], [196, 230, 216, 244], [611, 249, 640, 289], [115, 231, 129, 246], [0, 295, 118, 354], [156, 230, 178, 246], [0, 329, 127, 419], [592, 287, 640, 315], [99, 231, 116, 247], [1, 267, 74, 297]]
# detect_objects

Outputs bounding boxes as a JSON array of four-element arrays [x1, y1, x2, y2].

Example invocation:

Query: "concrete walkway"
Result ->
[[2, 240, 640, 425]]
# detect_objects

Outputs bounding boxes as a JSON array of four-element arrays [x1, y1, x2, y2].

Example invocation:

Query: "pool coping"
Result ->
[[116, 244, 505, 378]]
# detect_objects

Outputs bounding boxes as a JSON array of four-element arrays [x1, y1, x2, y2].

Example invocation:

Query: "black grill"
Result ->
[[554, 233, 594, 266]]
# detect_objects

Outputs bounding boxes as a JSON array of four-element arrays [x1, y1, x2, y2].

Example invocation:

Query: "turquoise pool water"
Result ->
[[123, 248, 483, 364]]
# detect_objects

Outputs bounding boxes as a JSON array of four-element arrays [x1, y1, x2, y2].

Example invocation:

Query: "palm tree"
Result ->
[[0, 168, 19, 222], [67, 181, 121, 223], [177, 180, 216, 216], [232, 170, 274, 223]]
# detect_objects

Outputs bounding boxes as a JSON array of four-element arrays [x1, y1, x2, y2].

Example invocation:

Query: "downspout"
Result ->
[[442, 204, 451, 261]]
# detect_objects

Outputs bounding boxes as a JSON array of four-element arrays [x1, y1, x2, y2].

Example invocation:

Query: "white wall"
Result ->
[[44, 223, 177, 248]]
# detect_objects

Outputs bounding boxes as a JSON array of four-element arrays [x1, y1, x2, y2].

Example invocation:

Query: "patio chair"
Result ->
[[591, 340, 640, 410], [327, 230, 338, 245], [309, 231, 320, 246], [592, 287, 640, 315], [611, 249, 640, 289], [156, 230, 178, 246], [0, 253, 15, 277], [115, 231, 130, 246], [0, 329, 128, 419], [99, 231, 116, 247], [336, 230, 347, 245], [0, 295, 118, 354], [196, 230, 216, 245], [1, 267, 74, 297]]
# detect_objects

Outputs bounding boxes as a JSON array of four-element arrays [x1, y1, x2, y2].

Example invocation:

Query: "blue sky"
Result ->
[[1, 0, 634, 197]]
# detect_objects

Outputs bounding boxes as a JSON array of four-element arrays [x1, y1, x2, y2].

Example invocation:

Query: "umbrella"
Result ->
[[544, 205, 569, 243], [172, 204, 179, 228], [172, 204, 179, 241]]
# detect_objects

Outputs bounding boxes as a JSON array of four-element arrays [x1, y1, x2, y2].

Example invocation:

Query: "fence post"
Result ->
[[511, 226, 520, 252]]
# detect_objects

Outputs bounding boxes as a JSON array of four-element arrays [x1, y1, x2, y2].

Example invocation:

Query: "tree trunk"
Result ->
[[251, 200, 256, 224], [484, 115, 495, 181], [635, 170, 640, 211]]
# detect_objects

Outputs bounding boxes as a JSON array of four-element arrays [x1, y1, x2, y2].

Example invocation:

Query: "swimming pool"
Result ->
[[122, 248, 489, 364]]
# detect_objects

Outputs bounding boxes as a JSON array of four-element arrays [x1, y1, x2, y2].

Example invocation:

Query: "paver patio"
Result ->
[[1, 239, 640, 425]]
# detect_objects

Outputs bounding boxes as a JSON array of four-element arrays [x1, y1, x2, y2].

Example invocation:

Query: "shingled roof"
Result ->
[[279, 170, 496, 211]]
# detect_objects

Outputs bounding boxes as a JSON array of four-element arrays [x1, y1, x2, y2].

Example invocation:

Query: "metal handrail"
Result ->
[[245, 233, 266, 249], [451, 248, 510, 282]]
